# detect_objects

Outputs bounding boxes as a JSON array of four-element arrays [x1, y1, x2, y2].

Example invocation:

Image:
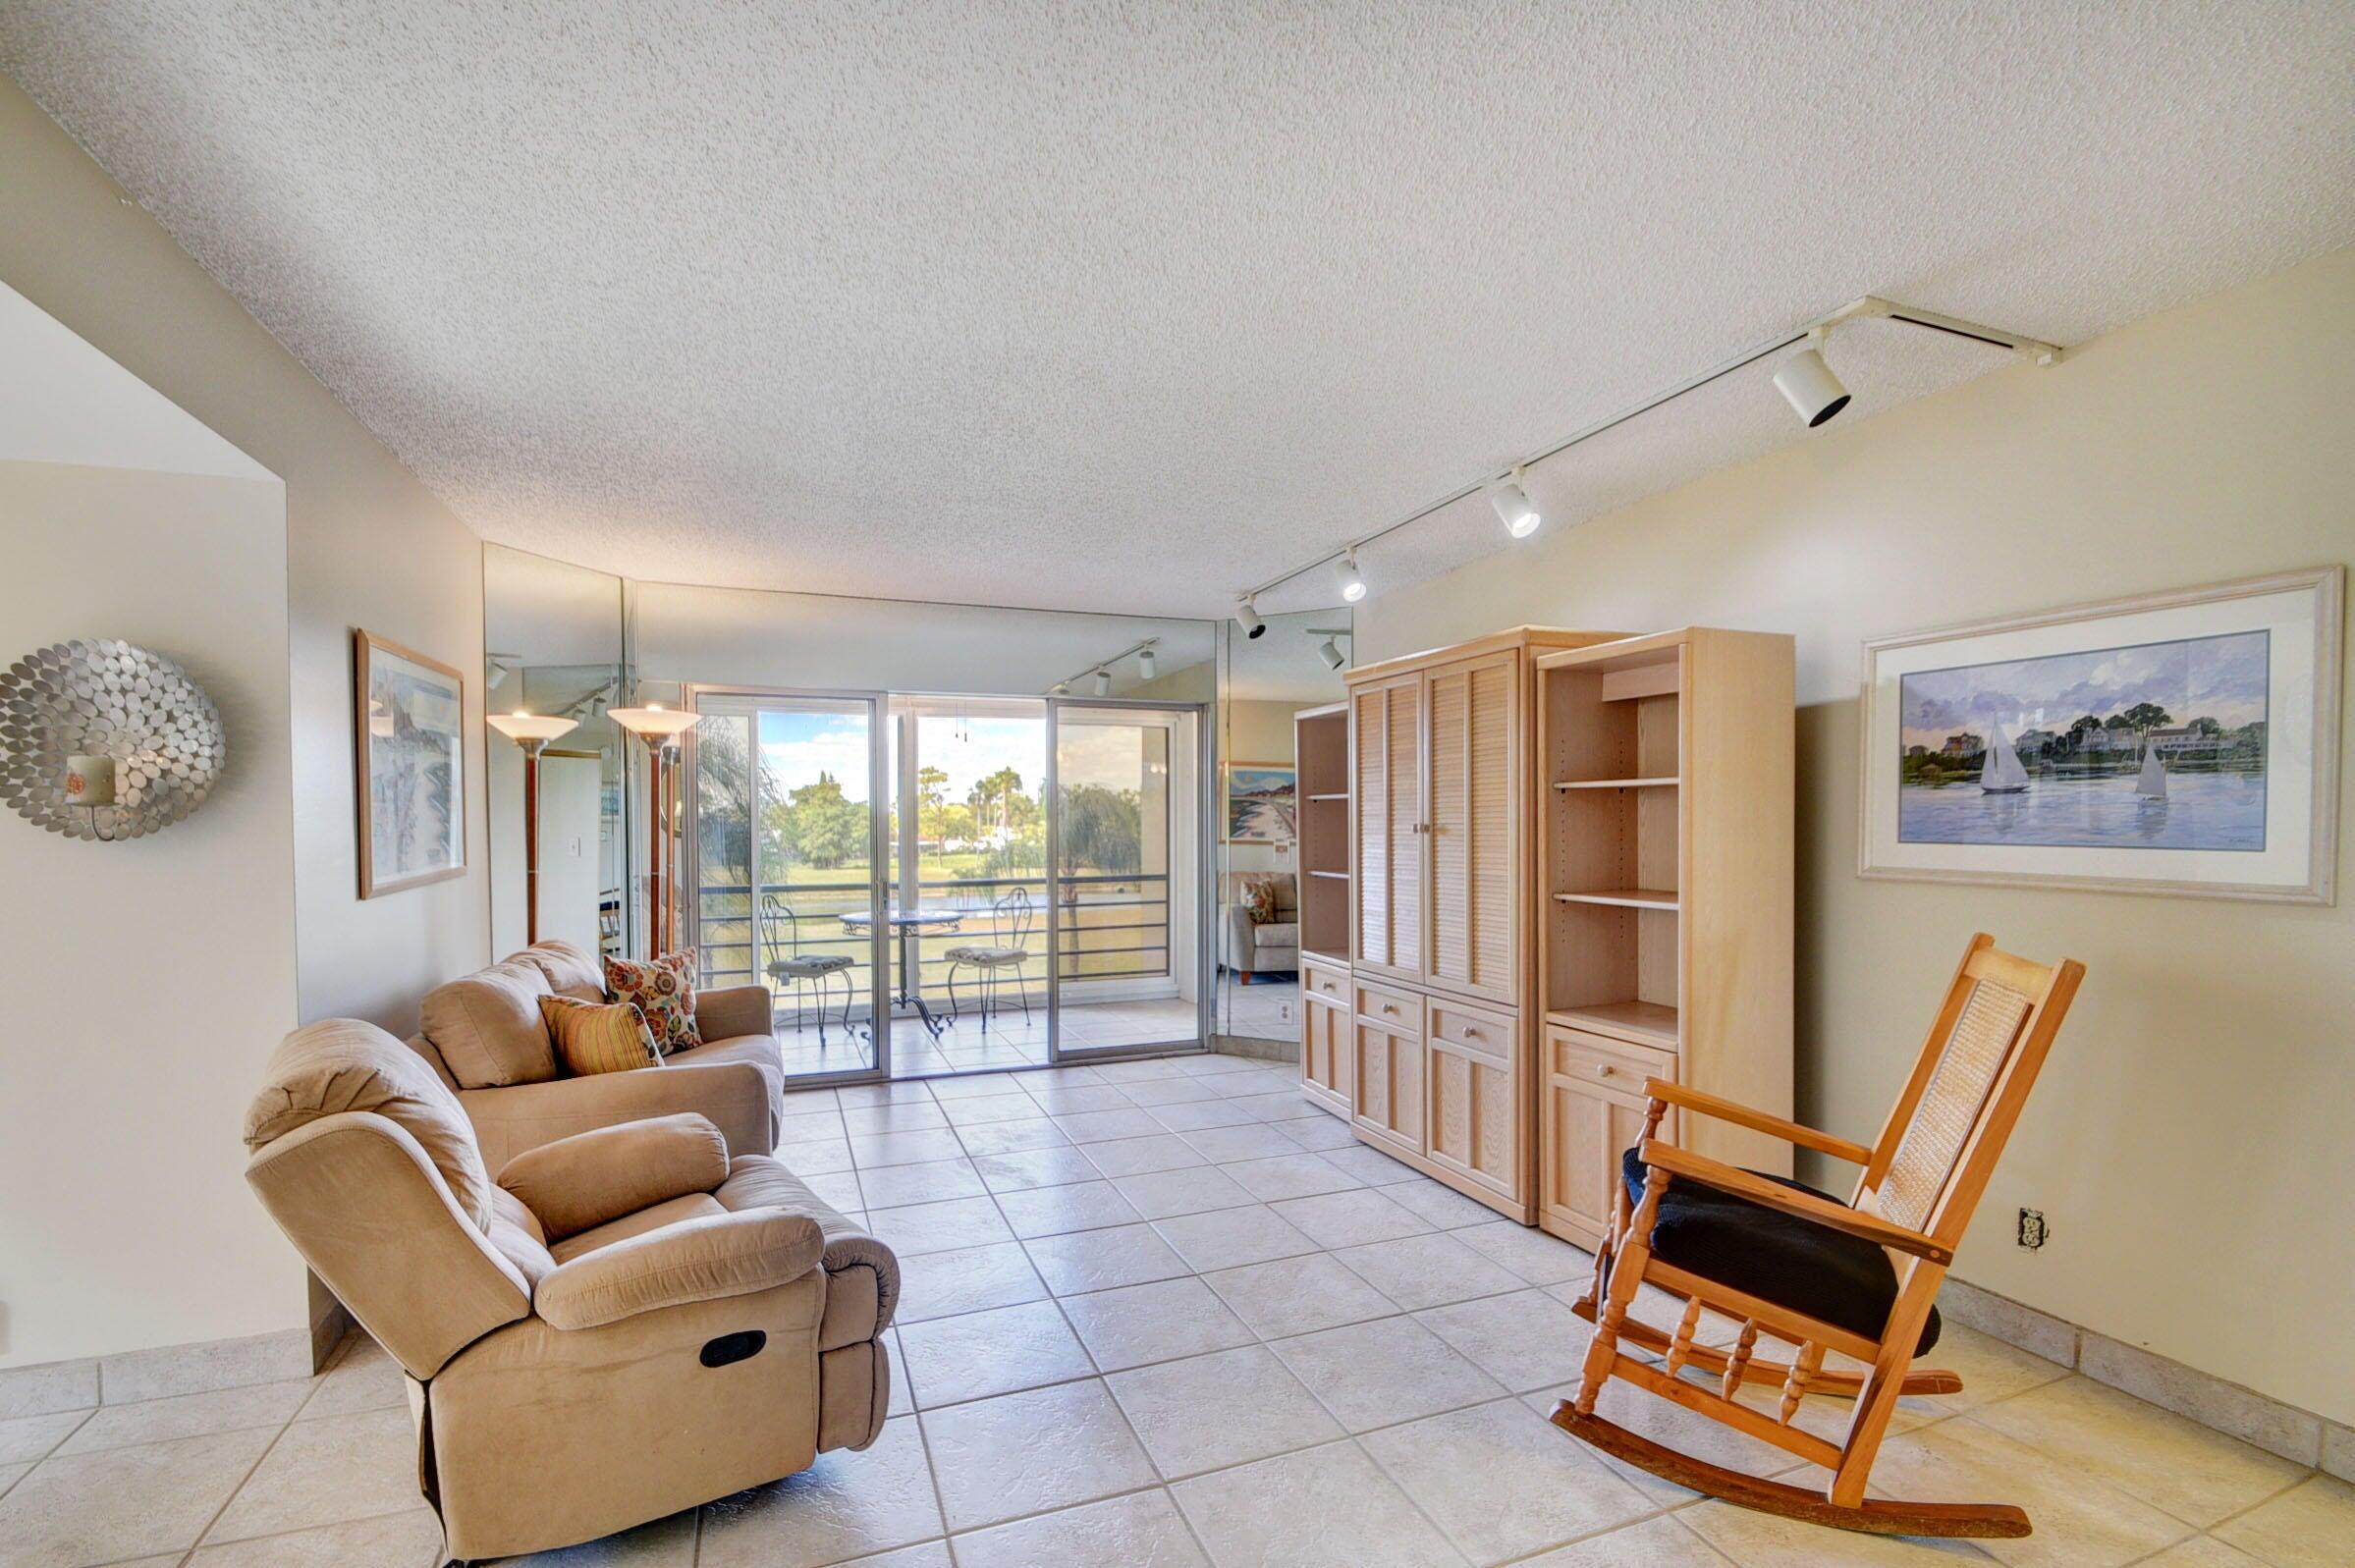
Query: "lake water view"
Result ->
[[1898, 771, 2267, 849]]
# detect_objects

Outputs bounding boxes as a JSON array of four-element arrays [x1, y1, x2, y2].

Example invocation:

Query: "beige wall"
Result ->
[[1355, 251, 2355, 1422], [0, 77, 491, 1036], [0, 452, 301, 1366]]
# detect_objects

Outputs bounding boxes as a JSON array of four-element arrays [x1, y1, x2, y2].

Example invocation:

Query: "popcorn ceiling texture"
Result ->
[[2, 2, 2349, 616]]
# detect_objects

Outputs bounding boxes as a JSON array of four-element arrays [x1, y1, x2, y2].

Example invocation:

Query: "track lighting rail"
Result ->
[[1047, 636, 1160, 696], [1234, 296, 2062, 608]]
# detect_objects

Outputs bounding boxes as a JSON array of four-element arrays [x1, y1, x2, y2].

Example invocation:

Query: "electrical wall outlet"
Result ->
[[2017, 1208, 2049, 1251], [1278, 1001, 1292, 1023]]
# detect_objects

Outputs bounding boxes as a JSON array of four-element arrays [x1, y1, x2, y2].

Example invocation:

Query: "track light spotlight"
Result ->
[[1774, 333, 1850, 427], [1491, 470, 1541, 539], [1316, 636, 1345, 671], [1093, 669, 1112, 697], [1234, 596, 1266, 639], [1050, 681, 1069, 696], [1335, 550, 1366, 604], [1138, 648, 1156, 680]]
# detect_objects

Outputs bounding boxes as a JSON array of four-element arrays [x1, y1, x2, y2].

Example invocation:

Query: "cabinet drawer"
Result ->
[[1428, 998, 1513, 1064], [1354, 980, 1424, 1036], [1548, 1025, 1673, 1099], [1303, 961, 1349, 1003]]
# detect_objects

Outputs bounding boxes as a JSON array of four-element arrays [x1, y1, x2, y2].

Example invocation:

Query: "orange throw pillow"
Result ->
[[603, 948, 702, 1054], [540, 996, 662, 1076]]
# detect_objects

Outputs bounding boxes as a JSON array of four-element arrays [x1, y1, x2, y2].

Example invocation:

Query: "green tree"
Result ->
[[968, 767, 1026, 838], [780, 772, 866, 869], [1060, 784, 1141, 874], [2118, 702, 2173, 732]]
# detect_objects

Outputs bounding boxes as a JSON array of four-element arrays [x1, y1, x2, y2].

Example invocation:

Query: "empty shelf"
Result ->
[[1553, 888, 1679, 910], [1548, 1001, 1679, 1050], [1553, 777, 1679, 790]]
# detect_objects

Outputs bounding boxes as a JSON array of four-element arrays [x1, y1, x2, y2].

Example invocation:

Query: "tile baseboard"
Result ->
[[1211, 1035, 1297, 1062], [1939, 1274, 2348, 1479]]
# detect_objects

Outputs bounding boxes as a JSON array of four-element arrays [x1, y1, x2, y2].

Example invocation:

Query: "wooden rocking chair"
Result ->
[[1552, 933, 2085, 1540]]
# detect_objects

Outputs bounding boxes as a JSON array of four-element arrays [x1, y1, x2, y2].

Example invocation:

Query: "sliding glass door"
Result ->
[[687, 689, 891, 1083], [1048, 702, 1208, 1061]]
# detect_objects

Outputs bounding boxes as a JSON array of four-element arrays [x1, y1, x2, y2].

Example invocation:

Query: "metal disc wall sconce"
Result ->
[[0, 639, 227, 840]]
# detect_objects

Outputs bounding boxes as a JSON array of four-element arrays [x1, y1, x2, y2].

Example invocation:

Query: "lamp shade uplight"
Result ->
[[487, 712, 579, 745], [608, 704, 702, 740]]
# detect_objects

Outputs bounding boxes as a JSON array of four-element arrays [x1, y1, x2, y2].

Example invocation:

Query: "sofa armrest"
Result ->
[[695, 984, 776, 1043], [534, 1208, 826, 1330], [459, 1059, 776, 1171], [498, 1112, 730, 1240], [1225, 905, 1255, 969], [717, 1156, 901, 1337]]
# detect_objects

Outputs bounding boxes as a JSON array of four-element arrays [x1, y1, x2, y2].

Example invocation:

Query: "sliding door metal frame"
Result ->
[[1045, 697, 1213, 1064], [685, 683, 893, 1087]]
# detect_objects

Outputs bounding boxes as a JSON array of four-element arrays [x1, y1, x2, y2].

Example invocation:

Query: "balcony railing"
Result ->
[[694, 870, 1171, 1004]]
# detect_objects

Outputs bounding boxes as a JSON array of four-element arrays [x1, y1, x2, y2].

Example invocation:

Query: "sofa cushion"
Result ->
[[605, 949, 703, 1054], [1251, 920, 1299, 950], [540, 996, 662, 1077], [1239, 876, 1280, 924], [422, 958, 560, 1089], [499, 1112, 733, 1242], [512, 939, 607, 1002], [1621, 1147, 1942, 1354], [244, 1018, 495, 1230]]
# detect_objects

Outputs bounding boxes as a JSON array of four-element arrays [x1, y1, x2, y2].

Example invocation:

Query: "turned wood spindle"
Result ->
[[1720, 1320, 1760, 1400], [1665, 1297, 1703, 1379], [1778, 1341, 1826, 1426]]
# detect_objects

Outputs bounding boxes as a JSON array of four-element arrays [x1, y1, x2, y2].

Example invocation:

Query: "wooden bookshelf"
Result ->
[[1292, 703, 1351, 963], [1532, 628, 1793, 1247]]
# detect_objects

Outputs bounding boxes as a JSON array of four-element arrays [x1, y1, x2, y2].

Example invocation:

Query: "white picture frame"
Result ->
[[1858, 568, 2341, 903]]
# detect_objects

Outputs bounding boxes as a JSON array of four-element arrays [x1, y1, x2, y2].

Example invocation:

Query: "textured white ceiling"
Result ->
[[4, 3, 2350, 617]]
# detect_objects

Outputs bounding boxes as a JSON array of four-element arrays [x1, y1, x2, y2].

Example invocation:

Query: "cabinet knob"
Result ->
[[1462, 1027, 1483, 1041], [1595, 1062, 1615, 1078]]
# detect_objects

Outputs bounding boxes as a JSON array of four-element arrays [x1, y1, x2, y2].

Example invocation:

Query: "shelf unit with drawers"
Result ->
[[1532, 627, 1794, 1247], [1294, 701, 1352, 1118]]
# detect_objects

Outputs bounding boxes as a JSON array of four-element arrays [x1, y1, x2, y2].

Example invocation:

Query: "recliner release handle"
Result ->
[[700, 1330, 767, 1368]]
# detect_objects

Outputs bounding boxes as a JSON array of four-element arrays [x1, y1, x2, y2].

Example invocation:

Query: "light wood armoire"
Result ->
[[1532, 627, 1794, 1247], [1326, 627, 1627, 1220]]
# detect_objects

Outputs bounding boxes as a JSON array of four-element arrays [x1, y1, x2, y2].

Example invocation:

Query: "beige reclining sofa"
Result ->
[[407, 939, 785, 1168], [243, 1017, 898, 1563]]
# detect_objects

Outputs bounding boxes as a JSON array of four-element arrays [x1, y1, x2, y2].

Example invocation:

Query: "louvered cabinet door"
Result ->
[[1351, 674, 1424, 982], [1424, 651, 1517, 1001]]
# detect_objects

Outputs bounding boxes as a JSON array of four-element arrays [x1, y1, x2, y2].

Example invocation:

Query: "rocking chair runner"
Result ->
[[1552, 933, 2085, 1540]]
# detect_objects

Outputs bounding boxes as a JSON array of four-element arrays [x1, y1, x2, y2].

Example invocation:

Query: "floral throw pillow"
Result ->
[[603, 949, 702, 1055], [1241, 877, 1280, 925]]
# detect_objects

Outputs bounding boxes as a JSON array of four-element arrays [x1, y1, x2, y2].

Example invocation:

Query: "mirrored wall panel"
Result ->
[[483, 546, 627, 963], [1217, 608, 1351, 1045]]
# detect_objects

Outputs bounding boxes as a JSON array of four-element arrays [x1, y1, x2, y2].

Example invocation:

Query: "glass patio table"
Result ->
[[837, 906, 967, 1039]]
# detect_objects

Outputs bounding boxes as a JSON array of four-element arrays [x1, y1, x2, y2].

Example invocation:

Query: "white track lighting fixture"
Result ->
[[1093, 669, 1112, 697], [1317, 636, 1345, 670], [1231, 297, 2056, 620], [1491, 468, 1541, 539], [1050, 681, 1069, 696], [1138, 648, 1156, 680], [1773, 330, 1851, 427], [1335, 549, 1366, 604]]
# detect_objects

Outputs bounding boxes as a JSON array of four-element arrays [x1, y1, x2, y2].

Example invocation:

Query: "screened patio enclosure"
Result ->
[[686, 688, 1206, 1082]]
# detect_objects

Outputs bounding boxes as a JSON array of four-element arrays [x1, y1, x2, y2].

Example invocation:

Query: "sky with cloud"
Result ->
[[1899, 630, 2269, 748], [754, 710, 1156, 801]]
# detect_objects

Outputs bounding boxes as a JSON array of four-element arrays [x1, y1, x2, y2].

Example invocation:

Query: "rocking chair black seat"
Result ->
[[1621, 1147, 1942, 1355]]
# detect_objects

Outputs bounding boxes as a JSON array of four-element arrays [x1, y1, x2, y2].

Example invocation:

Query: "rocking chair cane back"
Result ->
[[1551, 933, 2086, 1539]]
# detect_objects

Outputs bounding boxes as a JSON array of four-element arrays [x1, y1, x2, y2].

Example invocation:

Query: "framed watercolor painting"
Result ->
[[355, 628, 467, 897], [1225, 762, 1297, 843], [1859, 568, 2341, 903]]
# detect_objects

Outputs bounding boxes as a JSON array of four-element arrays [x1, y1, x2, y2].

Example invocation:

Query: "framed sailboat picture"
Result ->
[[1858, 568, 2341, 903]]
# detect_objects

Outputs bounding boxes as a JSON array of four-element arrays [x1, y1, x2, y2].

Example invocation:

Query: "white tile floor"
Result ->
[[5, 1054, 2349, 1567], [776, 996, 1211, 1079]]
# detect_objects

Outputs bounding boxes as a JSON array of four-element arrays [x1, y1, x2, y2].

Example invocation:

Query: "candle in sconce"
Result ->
[[66, 754, 117, 806]]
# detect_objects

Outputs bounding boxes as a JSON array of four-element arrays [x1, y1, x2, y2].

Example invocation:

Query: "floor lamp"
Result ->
[[609, 702, 700, 957], [486, 712, 579, 945]]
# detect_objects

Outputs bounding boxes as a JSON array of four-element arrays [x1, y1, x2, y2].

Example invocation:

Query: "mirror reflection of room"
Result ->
[[483, 546, 627, 963], [1220, 608, 1349, 1044]]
